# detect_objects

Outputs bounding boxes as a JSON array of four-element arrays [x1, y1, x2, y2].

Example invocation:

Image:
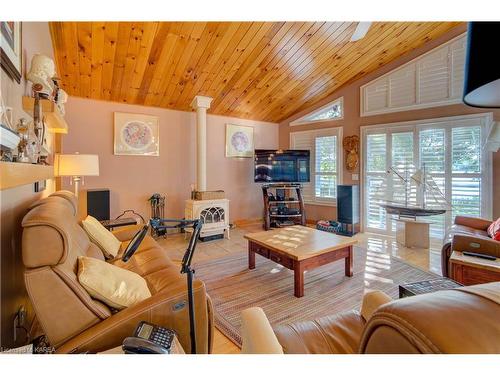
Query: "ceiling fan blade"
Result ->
[[350, 22, 372, 41]]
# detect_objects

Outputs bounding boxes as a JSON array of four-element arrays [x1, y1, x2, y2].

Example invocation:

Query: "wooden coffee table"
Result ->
[[244, 226, 357, 297]]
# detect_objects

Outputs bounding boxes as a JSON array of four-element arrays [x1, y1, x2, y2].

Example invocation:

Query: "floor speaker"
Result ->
[[87, 189, 110, 221], [336, 185, 359, 236]]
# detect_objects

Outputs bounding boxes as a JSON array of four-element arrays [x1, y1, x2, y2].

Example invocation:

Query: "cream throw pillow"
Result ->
[[78, 256, 151, 310], [82, 215, 121, 258]]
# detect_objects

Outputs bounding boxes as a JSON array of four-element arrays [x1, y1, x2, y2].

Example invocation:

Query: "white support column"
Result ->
[[190, 95, 213, 192]]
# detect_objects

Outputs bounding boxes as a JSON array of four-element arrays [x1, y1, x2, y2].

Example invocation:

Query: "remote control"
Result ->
[[462, 251, 497, 261]]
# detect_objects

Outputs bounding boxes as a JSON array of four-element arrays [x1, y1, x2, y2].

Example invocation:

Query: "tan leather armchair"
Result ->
[[241, 283, 500, 354], [22, 191, 214, 353], [441, 216, 498, 277]]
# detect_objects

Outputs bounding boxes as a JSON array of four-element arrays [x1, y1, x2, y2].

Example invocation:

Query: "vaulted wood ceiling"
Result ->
[[49, 22, 462, 123]]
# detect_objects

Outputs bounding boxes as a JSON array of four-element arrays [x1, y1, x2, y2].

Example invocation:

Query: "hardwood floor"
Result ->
[[156, 223, 443, 354]]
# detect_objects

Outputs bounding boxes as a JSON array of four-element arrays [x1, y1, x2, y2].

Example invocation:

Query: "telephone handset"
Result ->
[[122, 321, 176, 354]]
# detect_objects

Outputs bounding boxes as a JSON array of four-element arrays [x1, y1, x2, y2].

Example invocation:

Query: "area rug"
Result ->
[[194, 246, 436, 347]]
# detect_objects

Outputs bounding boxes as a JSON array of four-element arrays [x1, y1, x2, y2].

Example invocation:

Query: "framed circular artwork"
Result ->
[[225, 123, 254, 158], [114, 112, 159, 156]]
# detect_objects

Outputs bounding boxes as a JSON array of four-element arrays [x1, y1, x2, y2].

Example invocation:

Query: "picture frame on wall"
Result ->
[[0, 22, 22, 83], [225, 123, 254, 158], [114, 112, 160, 156]]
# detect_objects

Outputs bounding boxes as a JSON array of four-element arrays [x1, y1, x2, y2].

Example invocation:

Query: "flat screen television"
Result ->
[[254, 149, 310, 183]]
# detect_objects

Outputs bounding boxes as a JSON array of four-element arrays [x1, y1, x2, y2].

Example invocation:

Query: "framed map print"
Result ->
[[225, 124, 254, 158], [0, 22, 22, 83], [114, 112, 159, 156]]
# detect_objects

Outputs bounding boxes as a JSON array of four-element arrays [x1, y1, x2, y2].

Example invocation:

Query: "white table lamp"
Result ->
[[55, 153, 99, 197]]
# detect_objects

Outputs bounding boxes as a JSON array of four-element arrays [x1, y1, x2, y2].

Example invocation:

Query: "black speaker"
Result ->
[[87, 189, 110, 221], [337, 185, 359, 225]]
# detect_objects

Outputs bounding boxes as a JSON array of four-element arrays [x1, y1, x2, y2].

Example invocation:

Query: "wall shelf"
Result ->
[[22, 96, 68, 134], [0, 162, 54, 191]]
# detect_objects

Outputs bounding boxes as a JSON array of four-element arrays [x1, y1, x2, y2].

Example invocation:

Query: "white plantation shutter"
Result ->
[[426, 177, 446, 238], [291, 128, 342, 205], [419, 128, 446, 173], [419, 128, 447, 237], [449, 37, 466, 99], [451, 126, 482, 221], [366, 175, 386, 230], [451, 126, 481, 174], [290, 131, 314, 202], [364, 78, 388, 114], [315, 135, 337, 200], [360, 34, 466, 116], [366, 133, 386, 173], [417, 47, 450, 103], [365, 133, 387, 231], [389, 64, 416, 108], [391, 132, 416, 232]]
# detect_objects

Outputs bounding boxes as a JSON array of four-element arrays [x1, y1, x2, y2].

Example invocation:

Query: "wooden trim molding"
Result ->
[[233, 218, 263, 227], [0, 162, 54, 190]]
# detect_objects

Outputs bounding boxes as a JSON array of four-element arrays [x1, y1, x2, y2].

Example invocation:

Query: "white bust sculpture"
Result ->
[[26, 54, 56, 96]]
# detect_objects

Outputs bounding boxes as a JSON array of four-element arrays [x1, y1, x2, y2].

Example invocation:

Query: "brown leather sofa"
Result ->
[[441, 216, 499, 277], [241, 282, 500, 354], [21, 191, 214, 353]]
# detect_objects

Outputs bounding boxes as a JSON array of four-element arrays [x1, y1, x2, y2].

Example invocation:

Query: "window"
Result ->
[[290, 127, 342, 205], [290, 97, 343, 126], [360, 34, 466, 116], [361, 113, 493, 239]]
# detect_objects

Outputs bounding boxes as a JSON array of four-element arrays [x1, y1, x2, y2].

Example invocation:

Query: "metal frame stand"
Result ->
[[149, 218, 202, 354]]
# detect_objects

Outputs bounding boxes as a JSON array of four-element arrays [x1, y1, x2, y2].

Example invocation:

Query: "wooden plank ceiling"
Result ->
[[49, 22, 462, 123]]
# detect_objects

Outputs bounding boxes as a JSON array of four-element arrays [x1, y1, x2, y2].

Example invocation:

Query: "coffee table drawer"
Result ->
[[269, 252, 293, 269], [250, 242, 269, 258]]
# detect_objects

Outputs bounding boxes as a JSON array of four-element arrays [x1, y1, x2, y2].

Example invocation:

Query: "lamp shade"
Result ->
[[55, 154, 99, 177], [463, 22, 500, 108]]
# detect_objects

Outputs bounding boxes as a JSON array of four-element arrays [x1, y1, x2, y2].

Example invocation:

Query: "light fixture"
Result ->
[[350, 22, 372, 42], [54, 153, 99, 197], [463, 22, 500, 108]]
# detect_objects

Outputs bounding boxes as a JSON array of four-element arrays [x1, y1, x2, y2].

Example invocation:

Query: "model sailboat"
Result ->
[[375, 164, 449, 219]]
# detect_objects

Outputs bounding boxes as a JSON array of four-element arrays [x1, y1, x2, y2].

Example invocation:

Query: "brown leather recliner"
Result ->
[[22, 191, 214, 353], [441, 216, 499, 277], [241, 282, 500, 354]]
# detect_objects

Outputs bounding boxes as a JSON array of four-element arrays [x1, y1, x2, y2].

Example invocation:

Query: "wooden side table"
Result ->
[[449, 251, 500, 285], [395, 219, 430, 249]]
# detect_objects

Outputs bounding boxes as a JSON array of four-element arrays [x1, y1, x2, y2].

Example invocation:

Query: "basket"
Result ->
[[194, 190, 225, 200]]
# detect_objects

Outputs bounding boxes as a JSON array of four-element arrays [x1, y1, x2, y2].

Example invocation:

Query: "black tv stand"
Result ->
[[262, 184, 306, 230]]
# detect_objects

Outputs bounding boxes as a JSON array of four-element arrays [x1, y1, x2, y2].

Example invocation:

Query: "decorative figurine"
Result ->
[[26, 54, 56, 98], [343, 135, 360, 172], [16, 118, 30, 163]]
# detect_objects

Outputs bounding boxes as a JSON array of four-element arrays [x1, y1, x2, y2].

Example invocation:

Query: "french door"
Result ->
[[361, 114, 493, 239]]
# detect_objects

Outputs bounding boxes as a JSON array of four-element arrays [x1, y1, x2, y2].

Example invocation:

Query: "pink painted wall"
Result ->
[[279, 24, 500, 223], [0, 22, 55, 348], [61, 97, 279, 222]]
